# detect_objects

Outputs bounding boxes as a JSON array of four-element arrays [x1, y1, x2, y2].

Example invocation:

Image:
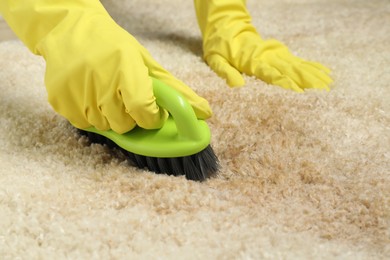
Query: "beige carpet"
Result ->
[[1, 0, 389, 258]]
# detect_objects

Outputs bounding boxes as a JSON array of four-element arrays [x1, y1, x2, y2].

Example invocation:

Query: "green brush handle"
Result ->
[[83, 78, 211, 157], [152, 78, 205, 141]]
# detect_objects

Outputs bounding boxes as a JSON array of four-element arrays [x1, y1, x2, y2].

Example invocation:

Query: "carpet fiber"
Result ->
[[1, 0, 389, 258]]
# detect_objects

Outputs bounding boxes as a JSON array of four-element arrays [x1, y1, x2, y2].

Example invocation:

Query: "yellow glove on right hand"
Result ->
[[194, 0, 333, 92], [0, 0, 212, 134]]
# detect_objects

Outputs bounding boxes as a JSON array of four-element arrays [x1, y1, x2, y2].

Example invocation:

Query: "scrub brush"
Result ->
[[78, 78, 219, 181]]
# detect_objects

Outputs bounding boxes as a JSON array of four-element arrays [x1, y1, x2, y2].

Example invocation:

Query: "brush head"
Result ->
[[78, 78, 220, 181], [82, 115, 211, 158], [79, 130, 219, 181]]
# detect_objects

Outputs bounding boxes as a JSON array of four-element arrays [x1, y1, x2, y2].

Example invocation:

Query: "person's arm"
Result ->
[[194, 0, 333, 92], [0, 0, 212, 133]]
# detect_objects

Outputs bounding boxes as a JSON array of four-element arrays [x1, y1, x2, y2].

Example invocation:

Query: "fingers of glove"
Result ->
[[206, 54, 245, 87], [254, 62, 304, 93], [139, 46, 213, 119], [154, 73, 213, 119], [291, 61, 332, 90], [99, 101, 137, 134], [126, 95, 169, 130], [119, 74, 169, 130], [280, 53, 333, 86], [271, 55, 331, 91], [302, 61, 333, 85], [300, 62, 333, 89], [62, 112, 91, 131], [304, 60, 332, 75], [85, 107, 110, 131]]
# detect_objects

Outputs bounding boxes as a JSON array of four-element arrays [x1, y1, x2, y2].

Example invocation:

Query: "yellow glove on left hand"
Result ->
[[194, 0, 333, 92]]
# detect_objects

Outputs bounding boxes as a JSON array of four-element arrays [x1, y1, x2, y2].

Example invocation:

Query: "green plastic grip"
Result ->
[[151, 78, 205, 141], [83, 78, 211, 158]]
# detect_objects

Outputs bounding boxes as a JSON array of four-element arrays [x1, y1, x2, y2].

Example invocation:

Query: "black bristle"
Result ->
[[145, 156, 160, 173], [134, 154, 147, 169], [78, 130, 219, 181], [156, 158, 171, 175], [126, 151, 137, 164], [183, 155, 203, 181], [104, 138, 117, 149], [198, 145, 220, 175], [169, 157, 185, 177]]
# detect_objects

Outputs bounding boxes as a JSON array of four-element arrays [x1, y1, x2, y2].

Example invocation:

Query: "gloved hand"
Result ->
[[0, 0, 212, 134], [194, 0, 333, 92]]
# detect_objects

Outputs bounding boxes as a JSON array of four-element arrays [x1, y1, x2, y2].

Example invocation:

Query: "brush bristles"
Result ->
[[79, 130, 219, 181]]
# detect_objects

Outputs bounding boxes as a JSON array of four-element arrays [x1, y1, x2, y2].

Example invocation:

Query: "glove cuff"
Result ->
[[0, 0, 111, 55]]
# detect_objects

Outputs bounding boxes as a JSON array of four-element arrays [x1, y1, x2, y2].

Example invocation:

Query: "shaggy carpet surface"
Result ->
[[0, 0, 389, 258]]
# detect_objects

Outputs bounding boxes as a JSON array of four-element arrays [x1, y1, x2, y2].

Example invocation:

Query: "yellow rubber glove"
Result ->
[[0, 0, 212, 134], [194, 0, 333, 92]]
